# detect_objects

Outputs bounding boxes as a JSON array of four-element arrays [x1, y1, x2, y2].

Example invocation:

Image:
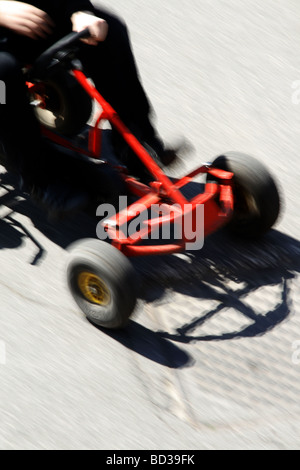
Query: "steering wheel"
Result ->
[[28, 29, 92, 136]]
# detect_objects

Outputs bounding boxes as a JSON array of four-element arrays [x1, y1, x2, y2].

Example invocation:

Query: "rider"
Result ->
[[0, 1, 177, 215]]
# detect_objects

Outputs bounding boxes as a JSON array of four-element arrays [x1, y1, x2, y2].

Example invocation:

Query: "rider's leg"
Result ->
[[77, 8, 177, 172], [78, 10, 156, 139], [0, 51, 47, 187], [0, 51, 90, 215]]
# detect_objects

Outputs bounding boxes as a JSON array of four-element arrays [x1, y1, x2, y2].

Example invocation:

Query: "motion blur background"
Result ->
[[0, 0, 299, 449]]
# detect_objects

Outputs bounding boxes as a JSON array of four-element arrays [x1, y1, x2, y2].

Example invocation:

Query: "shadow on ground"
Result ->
[[134, 228, 299, 344], [0, 169, 299, 367], [93, 319, 195, 369]]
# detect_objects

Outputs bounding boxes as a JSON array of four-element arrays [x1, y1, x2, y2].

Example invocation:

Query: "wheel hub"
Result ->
[[77, 272, 111, 306]]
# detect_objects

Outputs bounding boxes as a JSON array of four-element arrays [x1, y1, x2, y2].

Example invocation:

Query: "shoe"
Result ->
[[143, 142, 179, 168], [112, 129, 180, 183]]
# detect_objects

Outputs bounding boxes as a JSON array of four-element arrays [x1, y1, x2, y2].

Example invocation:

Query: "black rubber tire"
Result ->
[[67, 239, 138, 329], [208, 151, 281, 238], [31, 71, 92, 136]]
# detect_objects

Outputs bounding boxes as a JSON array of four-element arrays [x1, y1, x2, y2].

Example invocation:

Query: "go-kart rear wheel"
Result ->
[[209, 151, 281, 238], [67, 239, 138, 329], [31, 71, 92, 136]]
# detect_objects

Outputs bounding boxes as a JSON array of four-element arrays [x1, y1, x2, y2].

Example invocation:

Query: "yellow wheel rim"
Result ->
[[77, 272, 111, 306]]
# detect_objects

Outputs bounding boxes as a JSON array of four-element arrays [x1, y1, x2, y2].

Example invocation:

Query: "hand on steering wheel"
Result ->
[[71, 12, 108, 46], [0, 1, 54, 40]]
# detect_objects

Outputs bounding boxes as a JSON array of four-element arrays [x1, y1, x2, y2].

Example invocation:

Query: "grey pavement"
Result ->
[[0, 0, 300, 450]]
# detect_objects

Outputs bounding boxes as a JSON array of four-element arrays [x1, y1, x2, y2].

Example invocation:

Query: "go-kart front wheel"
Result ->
[[209, 151, 281, 238], [67, 239, 138, 329]]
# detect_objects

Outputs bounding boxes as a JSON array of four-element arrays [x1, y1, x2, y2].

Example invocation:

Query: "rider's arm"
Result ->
[[0, 1, 107, 44], [52, 0, 109, 44], [63, 0, 96, 18], [42, 0, 108, 45]]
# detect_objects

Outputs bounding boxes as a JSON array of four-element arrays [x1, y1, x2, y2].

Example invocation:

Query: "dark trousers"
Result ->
[[0, 7, 155, 186]]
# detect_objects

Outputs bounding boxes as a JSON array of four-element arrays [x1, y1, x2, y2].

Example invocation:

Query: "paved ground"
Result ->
[[0, 0, 299, 450]]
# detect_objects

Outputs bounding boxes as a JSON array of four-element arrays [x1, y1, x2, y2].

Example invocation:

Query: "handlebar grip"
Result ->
[[31, 28, 91, 78]]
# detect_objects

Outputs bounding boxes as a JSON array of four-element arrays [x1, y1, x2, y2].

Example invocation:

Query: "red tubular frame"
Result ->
[[32, 68, 235, 256]]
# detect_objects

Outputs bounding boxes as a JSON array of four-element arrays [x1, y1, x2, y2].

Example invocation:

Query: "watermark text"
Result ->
[[96, 197, 204, 250], [0, 80, 5, 104], [0, 341, 6, 365], [291, 80, 300, 105], [292, 340, 300, 365]]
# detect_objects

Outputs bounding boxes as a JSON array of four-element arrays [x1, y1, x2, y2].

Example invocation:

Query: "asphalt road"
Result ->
[[0, 0, 299, 450]]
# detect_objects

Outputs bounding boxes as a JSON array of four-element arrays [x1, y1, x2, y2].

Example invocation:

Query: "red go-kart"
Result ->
[[23, 29, 281, 329]]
